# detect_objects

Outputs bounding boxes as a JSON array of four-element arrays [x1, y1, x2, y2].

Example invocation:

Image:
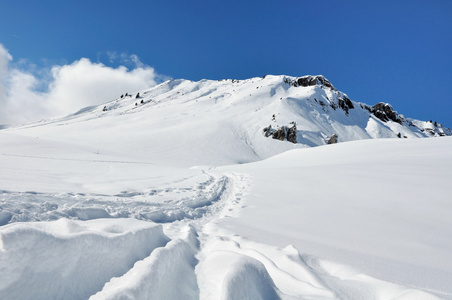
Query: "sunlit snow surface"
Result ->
[[1, 76, 451, 299]]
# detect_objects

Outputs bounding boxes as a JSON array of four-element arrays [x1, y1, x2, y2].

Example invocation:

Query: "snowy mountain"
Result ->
[[10, 74, 451, 167], [1, 75, 452, 299]]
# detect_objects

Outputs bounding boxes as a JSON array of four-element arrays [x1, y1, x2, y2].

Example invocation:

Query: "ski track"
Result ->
[[0, 170, 445, 299]]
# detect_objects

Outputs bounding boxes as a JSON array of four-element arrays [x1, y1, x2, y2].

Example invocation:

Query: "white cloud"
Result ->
[[0, 44, 13, 106], [0, 44, 161, 125]]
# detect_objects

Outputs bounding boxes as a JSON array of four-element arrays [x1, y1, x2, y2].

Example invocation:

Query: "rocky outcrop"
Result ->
[[337, 95, 354, 115], [284, 75, 335, 90], [271, 127, 286, 141], [263, 123, 297, 143], [286, 123, 297, 143], [372, 103, 402, 124], [419, 120, 452, 137], [326, 134, 338, 144]]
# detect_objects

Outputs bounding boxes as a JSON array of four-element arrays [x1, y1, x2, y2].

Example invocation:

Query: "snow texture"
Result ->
[[0, 75, 451, 299]]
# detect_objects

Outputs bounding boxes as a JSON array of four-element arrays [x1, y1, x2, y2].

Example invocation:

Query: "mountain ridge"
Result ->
[[5, 74, 451, 166]]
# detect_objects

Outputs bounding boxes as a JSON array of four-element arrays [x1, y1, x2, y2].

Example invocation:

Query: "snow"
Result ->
[[0, 218, 169, 300], [91, 230, 199, 300], [218, 137, 452, 297], [1, 75, 451, 299]]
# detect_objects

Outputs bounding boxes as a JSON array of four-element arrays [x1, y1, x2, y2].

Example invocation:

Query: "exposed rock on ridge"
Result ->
[[284, 75, 335, 90], [263, 123, 297, 143], [371, 102, 402, 124]]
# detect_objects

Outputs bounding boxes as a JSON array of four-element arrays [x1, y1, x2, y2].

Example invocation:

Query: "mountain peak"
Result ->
[[8, 74, 450, 166], [284, 75, 335, 90]]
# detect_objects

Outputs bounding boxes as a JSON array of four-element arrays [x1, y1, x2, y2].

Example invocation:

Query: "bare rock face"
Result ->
[[263, 125, 273, 137], [337, 96, 354, 114], [286, 123, 297, 143], [327, 134, 338, 144], [296, 76, 335, 89], [372, 103, 402, 124], [263, 123, 297, 143], [272, 127, 286, 141], [284, 75, 335, 90]]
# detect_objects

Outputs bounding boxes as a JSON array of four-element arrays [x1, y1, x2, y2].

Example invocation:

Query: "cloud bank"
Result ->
[[0, 44, 161, 125]]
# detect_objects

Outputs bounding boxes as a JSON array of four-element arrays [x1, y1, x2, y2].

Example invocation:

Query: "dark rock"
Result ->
[[272, 127, 286, 141], [263, 125, 273, 137], [284, 75, 335, 90], [372, 102, 402, 124], [263, 123, 297, 143], [296, 76, 335, 89], [286, 124, 297, 143], [337, 95, 354, 115], [327, 134, 338, 144]]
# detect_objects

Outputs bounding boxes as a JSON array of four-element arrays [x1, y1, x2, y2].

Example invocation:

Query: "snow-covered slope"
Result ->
[[7, 75, 450, 167], [1, 75, 451, 299]]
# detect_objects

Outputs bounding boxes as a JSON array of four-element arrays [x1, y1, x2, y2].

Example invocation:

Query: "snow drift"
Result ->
[[0, 218, 169, 300], [0, 74, 451, 299]]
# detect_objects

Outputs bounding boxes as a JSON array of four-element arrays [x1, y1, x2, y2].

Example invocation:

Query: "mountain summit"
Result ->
[[10, 74, 451, 166]]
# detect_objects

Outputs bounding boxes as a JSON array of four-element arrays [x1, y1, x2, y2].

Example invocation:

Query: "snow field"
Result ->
[[0, 218, 170, 300], [1, 136, 451, 298], [217, 137, 452, 298], [1, 75, 451, 299]]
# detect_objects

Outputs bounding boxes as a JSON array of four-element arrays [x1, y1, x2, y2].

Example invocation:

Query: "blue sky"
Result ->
[[0, 0, 451, 126]]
